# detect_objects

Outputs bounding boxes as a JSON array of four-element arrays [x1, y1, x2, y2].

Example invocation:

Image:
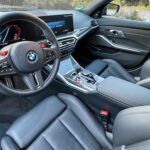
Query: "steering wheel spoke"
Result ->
[[34, 70, 44, 88], [21, 73, 37, 90], [21, 70, 44, 90]]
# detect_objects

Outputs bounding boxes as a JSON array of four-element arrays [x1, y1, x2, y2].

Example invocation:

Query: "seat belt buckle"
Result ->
[[100, 110, 109, 129]]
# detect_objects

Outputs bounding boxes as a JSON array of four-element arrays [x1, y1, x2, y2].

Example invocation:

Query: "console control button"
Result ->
[[46, 51, 56, 60], [0, 60, 15, 75]]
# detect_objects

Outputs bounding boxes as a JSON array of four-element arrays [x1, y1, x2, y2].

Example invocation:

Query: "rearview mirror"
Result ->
[[105, 3, 120, 16]]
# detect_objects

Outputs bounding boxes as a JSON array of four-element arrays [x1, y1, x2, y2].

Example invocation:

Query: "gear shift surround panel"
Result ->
[[48, 56, 105, 93], [65, 68, 104, 92]]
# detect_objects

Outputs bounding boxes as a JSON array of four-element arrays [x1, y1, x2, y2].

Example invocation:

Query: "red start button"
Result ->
[[0, 51, 8, 57], [39, 43, 46, 49], [100, 110, 109, 116]]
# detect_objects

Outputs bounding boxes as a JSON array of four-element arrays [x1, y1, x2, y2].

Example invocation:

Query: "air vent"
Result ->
[[58, 37, 76, 48]]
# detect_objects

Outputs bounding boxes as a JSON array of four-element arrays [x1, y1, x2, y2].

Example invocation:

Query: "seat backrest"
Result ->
[[141, 58, 150, 80]]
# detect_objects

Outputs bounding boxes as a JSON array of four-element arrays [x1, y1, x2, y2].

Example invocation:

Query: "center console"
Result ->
[[65, 66, 104, 92], [46, 56, 150, 109]]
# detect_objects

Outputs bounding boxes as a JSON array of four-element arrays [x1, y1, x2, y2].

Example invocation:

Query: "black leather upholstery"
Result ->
[[86, 59, 136, 83], [97, 76, 150, 107], [2, 94, 150, 150], [1, 94, 112, 150]]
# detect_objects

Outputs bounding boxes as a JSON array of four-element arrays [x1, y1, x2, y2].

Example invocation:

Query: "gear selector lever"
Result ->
[[81, 71, 96, 84]]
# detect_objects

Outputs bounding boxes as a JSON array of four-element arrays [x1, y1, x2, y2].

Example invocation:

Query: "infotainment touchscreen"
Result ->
[[41, 14, 74, 36]]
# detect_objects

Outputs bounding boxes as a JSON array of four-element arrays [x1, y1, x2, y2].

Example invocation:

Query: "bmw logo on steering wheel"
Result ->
[[27, 51, 38, 62]]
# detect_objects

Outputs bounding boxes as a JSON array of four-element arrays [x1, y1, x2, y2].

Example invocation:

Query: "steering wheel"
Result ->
[[0, 12, 60, 96]]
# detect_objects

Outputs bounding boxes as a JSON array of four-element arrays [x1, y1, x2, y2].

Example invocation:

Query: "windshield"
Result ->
[[0, 0, 92, 11]]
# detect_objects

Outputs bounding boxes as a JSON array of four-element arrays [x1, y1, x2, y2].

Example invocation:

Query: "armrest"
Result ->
[[97, 76, 150, 107], [113, 106, 150, 146]]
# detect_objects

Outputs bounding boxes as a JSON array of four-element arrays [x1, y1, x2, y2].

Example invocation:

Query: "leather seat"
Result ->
[[1, 93, 150, 150], [86, 59, 150, 84], [1, 94, 112, 150]]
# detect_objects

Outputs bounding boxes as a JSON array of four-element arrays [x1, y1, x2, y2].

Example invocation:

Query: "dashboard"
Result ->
[[0, 10, 98, 56]]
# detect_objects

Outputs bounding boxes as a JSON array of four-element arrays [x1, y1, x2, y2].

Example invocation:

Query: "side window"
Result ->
[[105, 0, 150, 22]]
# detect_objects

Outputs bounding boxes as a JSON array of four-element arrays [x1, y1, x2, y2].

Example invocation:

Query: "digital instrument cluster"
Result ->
[[0, 24, 22, 45]]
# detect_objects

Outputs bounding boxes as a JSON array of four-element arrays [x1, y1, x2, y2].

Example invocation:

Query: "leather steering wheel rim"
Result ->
[[0, 12, 60, 96]]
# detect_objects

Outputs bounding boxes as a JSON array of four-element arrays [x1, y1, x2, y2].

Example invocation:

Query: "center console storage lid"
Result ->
[[97, 76, 150, 107]]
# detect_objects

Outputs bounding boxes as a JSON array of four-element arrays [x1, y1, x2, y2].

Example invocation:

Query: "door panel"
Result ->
[[98, 17, 150, 29], [86, 17, 150, 69]]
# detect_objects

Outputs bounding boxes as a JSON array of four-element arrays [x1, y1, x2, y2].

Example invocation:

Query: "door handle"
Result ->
[[108, 29, 125, 38]]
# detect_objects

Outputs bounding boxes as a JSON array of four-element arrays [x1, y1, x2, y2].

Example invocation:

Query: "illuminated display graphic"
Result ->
[[47, 20, 65, 29]]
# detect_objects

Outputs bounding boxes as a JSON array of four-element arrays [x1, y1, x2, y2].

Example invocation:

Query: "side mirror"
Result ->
[[104, 3, 120, 16], [75, 5, 84, 11]]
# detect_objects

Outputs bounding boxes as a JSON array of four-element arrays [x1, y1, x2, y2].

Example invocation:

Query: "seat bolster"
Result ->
[[6, 96, 66, 149], [140, 58, 150, 80], [113, 106, 150, 147], [86, 59, 136, 83], [58, 93, 112, 150], [1, 136, 19, 150], [103, 59, 136, 83], [85, 59, 108, 75]]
